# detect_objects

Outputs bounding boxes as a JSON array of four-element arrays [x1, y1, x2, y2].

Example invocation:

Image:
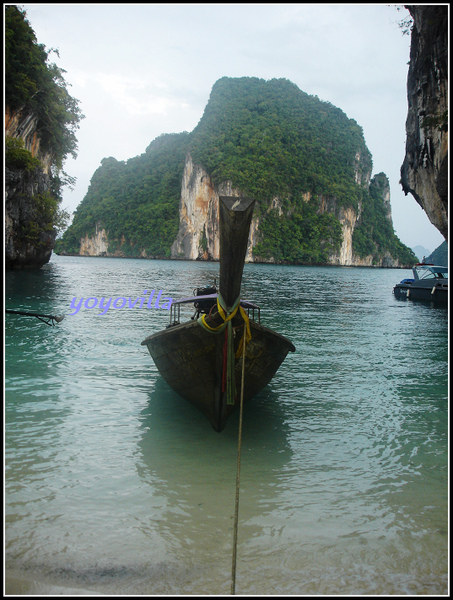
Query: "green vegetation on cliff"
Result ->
[[253, 199, 343, 264], [190, 77, 372, 211], [427, 241, 448, 266], [57, 76, 414, 265], [5, 136, 43, 172], [5, 5, 84, 171], [59, 133, 189, 257], [353, 173, 416, 265], [5, 5, 83, 267]]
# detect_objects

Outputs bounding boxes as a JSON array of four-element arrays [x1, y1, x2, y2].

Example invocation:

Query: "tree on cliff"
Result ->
[[5, 5, 84, 173], [5, 5, 84, 269]]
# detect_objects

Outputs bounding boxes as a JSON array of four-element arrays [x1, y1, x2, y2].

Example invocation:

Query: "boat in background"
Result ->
[[141, 196, 295, 432], [393, 263, 448, 303]]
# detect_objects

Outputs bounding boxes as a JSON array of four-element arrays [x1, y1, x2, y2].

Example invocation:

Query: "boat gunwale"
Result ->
[[141, 316, 296, 352]]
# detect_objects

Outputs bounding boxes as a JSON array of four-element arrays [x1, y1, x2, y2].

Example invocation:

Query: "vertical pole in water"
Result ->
[[231, 324, 247, 595]]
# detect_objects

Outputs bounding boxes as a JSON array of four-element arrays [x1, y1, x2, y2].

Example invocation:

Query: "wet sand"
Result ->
[[5, 573, 101, 596]]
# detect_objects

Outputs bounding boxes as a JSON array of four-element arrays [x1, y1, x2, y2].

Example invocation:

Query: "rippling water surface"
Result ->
[[5, 256, 448, 595]]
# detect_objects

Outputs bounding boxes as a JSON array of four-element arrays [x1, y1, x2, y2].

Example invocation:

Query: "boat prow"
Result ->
[[141, 195, 295, 431], [142, 316, 295, 432]]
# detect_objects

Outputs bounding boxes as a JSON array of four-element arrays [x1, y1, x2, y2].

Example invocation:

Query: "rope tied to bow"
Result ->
[[198, 294, 251, 405]]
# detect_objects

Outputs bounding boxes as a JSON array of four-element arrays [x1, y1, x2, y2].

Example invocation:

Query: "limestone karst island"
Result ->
[[5, 5, 448, 271]]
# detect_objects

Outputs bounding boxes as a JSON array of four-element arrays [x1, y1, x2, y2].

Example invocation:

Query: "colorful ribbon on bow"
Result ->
[[198, 294, 251, 404]]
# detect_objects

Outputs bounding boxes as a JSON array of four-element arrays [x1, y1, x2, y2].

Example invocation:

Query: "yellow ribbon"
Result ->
[[234, 305, 251, 358], [198, 294, 252, 405], [198, 295, 251, 358]]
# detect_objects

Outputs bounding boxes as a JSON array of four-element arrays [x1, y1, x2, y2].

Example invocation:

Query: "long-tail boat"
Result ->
[[141, 196, 295, 432]]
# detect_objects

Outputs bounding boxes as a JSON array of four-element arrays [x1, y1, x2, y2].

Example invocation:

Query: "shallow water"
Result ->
[[5, 256, 448, 595]]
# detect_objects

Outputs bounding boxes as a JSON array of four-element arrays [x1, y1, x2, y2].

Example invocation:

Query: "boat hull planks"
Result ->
[[141, 319, 295, 432]]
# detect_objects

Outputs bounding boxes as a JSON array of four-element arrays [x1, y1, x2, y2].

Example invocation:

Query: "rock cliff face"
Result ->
[[5, 106, 53, 174], [317, 196, 360, 266], [79, 224, 109, 256], [169, 154, 400, 267], [5, 106, 57, 269], [171, 155, 220, 260], [400, 5, 448, 241], [5, 165, 54, 269], [171, 154, 257, 261]]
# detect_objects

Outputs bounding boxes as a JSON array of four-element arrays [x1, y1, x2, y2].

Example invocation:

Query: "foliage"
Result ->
[[352, 173, 417, 265], [426, 241, 448, 266], [5, 5, 84, 170], [5, 136, 42, 172], [5, 5, 84, 254], [254, 198, 342, 264], [56, 133, 190, 256], [53, 206, 71, 236], [16, 191, 62, 250], [396, 5, 413, 35], [189, 77, 372, 211], [34, 191, 59, 229]]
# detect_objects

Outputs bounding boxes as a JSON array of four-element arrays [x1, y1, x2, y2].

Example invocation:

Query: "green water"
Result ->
[[5, 255, 448, 594]]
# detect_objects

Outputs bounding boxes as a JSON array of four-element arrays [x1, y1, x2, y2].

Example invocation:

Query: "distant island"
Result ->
[[425, 241, 448, 266], [56, 77, 416, 268]]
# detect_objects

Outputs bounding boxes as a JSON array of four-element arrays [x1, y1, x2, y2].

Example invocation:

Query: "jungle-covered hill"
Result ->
[[56, 76, 416, 266]]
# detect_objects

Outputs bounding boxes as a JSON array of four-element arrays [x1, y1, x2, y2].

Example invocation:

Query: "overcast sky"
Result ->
[[18, 3, 446, 252]]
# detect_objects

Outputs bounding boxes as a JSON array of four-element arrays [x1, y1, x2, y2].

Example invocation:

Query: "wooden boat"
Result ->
[[141, 196, 295, 432]]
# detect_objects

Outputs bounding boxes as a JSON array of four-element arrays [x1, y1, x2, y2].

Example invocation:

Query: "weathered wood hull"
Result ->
[[141, 320, 295, 432], [142, 195, 295, 431]]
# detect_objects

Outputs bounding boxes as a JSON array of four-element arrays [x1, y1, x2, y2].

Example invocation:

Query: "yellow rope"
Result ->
[[197, 294, 251, 405], [198, 297, 250, 590], [199, 295, 239, 332], [198, 294, 251, 358], [234, 306, 251, 359], [231, 323, 247, 595]]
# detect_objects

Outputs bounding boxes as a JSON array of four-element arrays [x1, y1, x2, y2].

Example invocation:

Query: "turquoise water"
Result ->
[[5, 255, 448, 595]]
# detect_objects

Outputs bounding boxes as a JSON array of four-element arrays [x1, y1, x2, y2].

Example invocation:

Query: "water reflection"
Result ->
[[137, 379, 293, 529]]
